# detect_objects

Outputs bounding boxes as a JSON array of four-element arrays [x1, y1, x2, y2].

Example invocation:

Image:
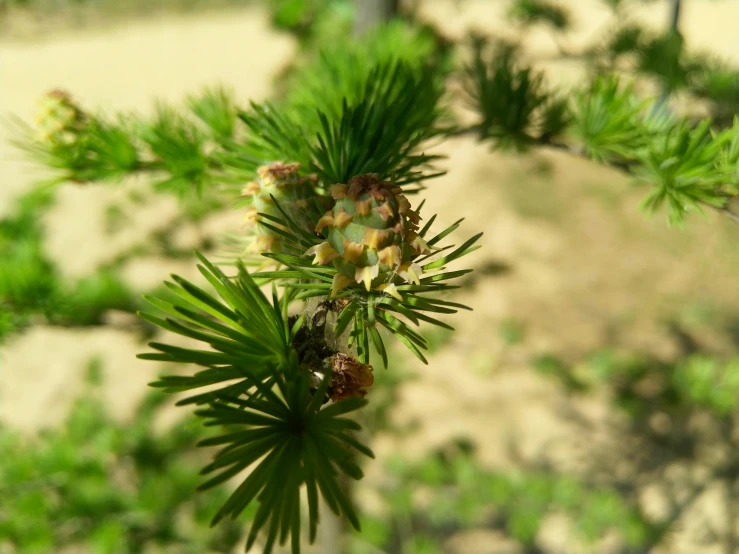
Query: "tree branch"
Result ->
[[449, 125, 739, 226], [715, 207, 739, 225]]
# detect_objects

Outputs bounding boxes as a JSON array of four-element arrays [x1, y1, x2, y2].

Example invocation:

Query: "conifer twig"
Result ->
[[715, 207, 739, 226], [450, 125, 739, 226]]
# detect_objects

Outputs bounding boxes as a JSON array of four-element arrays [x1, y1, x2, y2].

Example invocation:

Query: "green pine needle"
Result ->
[[138, 253, 373, 553], [251, 203, 481, 367], [226, 60, 447, 188]]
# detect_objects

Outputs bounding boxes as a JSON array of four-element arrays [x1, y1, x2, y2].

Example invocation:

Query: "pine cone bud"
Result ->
[[306, 174, 431, 299], [35, 89, 87, 145], [240, 162, 318, 256]]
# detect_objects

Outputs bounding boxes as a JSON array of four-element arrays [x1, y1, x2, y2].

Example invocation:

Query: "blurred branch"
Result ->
[[715, 207, 739, 225], [669, 0, 682, 32], [354, 0, 401, 34], [450, 125, 739, 226], [541, 139, 634, 173], [721, 419, 738, 554], [641, 477, 710, 553], [656, 0, 682, 108], [318, 497, 344, 554]]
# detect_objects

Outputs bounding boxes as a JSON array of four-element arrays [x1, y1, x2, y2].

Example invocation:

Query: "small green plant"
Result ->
[[533, 325, 739, 553], [0, 362, 246, 554], [463, 37, 569, 149], [507, 0, 571, 33], [0, 189, 139, 343], [350, 439, 652, 554], [270, 0, 354, 46]]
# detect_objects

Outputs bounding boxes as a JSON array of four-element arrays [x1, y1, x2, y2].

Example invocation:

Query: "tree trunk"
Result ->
[[656, 0, 682, 109], [354, 0, 401, 35], [725, 475, 737, 554], [669, 0, 681, 32], [318, 498, 345, 554], [723, 418, 738, 554]]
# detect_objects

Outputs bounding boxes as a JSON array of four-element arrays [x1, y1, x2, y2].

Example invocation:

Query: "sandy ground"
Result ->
[[2, 1, 739, 552]]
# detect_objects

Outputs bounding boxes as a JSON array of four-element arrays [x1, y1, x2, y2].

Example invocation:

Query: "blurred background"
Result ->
[[2, 0, 739, 553]]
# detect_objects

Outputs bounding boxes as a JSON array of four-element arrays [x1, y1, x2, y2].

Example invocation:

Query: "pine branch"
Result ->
[[461, 37, 739, 225], [138, 253, 375, 554], [454, 123, 739, 226], [715, 206, 739, 225], [14, 88, 239, 197]]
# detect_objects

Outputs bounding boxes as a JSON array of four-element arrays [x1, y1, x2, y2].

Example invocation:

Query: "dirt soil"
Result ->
[[2, 1, 739, 553]]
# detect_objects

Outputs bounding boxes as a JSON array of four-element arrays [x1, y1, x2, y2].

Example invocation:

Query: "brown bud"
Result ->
[[333, 298, 351, 311], [328, 353, 374, 402], [258, 161, 301, 181]]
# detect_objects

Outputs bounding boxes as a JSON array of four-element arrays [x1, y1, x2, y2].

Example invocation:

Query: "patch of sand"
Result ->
[[0, 326, 151, 430]]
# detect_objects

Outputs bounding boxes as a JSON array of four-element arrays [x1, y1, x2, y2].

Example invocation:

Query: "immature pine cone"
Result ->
[[35, 89, 87, 145], [306, 174, 431, 299], [240, 162, 318, 255]]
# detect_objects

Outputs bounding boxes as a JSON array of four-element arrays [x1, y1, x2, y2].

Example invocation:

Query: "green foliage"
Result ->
[[141, 104, 213, 196], [188, 86, 239, 142], [565, 76, 739, 223], [14, 110, 141, 186], [603, 23, 644, 59], [282, 20, 451, 122], [600, 0, 627, 12], [595, 18, 739, 123], [15, 36, 474, 549], [57, 271, 139, 326], [569, 75, 647, 162], [529, 327, 739, 552], [690, 59, 739, 125], [18, 10, 739, 553], [16, 91, 230, 197], [0, 190, 59, 337], [586, 348, 682, 419], [537, 341, 739, 424], [138, 253, 374, 553], [533, 353, 589, 392], [0, 237, 57, 316], [456, 3, 739, 224], [351, 440, 652, 552], [79, 117, 141, 181], [18, 7, 739, 228], [637, 118, 732, 223], [0, 373, 244, 554], [0, 311, 22, 341], [14, 25, 448, 194], [14, 34, 480, 548], [252, 200, 480, 366], [507, 0, 571, 32], [269, 0, 354, 46], [463, 38, 569, 149], [232, 59, 447, 188], [306, 62, 446, 187], [272, 0, 314, 29], [139, 254, 297, 387], [637, 30, 696, 93], [673, 355, 739, 416], [0, 188, 139, 343], [692, 61, 739, 104]]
